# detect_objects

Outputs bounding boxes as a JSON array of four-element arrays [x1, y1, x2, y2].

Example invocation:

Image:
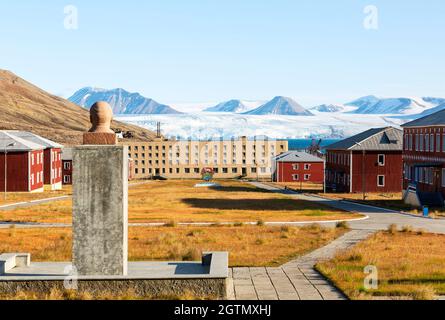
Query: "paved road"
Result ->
[[250, 182, 445, 235], [229, 182, 445, 300]]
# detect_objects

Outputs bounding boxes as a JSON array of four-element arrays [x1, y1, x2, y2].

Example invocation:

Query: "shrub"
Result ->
[[336, 221, 350, 229], [280, 225, 290, 233], [401, 225, 413, 233], [182, 248, 201, 261], [387, 224, 398, 234], [257, 220, 265, 227], [165, 220, 178, 228]]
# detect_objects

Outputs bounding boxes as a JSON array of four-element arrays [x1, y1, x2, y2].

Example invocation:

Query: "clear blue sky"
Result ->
[[1, 0, 444, 107]]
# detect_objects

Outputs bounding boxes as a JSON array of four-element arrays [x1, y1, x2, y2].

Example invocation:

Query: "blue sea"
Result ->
[[287, 139, 340, 151]]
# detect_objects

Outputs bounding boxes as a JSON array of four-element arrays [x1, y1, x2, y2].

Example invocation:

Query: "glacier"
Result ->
[[115, 111, 405, 140]]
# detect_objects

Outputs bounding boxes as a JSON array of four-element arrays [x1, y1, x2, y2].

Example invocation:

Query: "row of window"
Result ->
[[134, 167, 269, 175], [328, 153, 386, 166], [326, 172, 385, 187], [31, 171, 43, 185], [31, 152, 43, 166], [129, 152, 272, 160], [291, 174, 312, 181], [404, 165, 435, 185], [404, 133, 445, 153], [133, 158, 269, 167], [291, 164, 312, 171], [129, 144, 282, 152]]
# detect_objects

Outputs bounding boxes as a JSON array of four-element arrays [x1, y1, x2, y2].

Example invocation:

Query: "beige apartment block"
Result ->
[[121, 137, 288, 180]]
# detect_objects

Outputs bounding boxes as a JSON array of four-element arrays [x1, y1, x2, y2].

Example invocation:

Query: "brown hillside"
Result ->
[[0, 70, 157, 145]]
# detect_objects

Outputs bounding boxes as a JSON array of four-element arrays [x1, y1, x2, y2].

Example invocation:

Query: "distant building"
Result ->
[[122, 137, 288, 180], [272, 151, 325, 184], [401, 110, 445, 206], [7, 131, 63, 190], [325, 127, 403, 193], [0, 131, 47, 192], [62, 148, 73, 185]]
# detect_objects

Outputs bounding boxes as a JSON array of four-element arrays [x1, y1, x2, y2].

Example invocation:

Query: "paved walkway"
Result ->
[[229, 182, 445, 300], [229, 229, 374, 300]]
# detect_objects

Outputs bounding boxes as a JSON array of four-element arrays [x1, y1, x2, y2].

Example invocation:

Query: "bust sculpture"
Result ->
[[83, 101, 118, 145], [89, 101, 115, 134]]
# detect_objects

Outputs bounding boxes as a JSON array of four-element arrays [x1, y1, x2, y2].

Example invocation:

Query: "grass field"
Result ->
[[0, 224, 348, 267], [0, 180, 361, 224], [0, 185, 72, 206], [316, 230, 445, 300], [320, 192, 445, 218]]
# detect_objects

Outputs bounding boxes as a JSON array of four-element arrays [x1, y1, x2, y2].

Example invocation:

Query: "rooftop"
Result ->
[[274, 151, 324, 163], [325, 127, 403, 151], [0, 131, 62, 152], [402, 109, 445, 128]]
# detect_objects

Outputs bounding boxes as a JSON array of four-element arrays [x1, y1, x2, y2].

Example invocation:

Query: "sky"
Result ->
[[1, 0, 444, 109]]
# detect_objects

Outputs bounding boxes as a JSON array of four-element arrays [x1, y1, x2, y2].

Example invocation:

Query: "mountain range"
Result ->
[[69, 87, 182, 115], [0, 70, 157, 145], [243, 96, 314, 116]]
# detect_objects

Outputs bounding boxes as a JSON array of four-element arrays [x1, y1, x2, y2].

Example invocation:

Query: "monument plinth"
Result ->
[[73, 101, 128, 276]]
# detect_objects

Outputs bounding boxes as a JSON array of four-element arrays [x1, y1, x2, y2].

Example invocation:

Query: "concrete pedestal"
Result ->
[[72, 146, 128, 276]]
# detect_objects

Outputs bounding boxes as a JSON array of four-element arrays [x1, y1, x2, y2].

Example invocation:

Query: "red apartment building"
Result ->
[[7, 131, 63, 190], [272, 151, 325, 183], [325, 127, 403, 193], [62, 148, 73, 185], [402, 109, 445, 206], [0, 131, 46, 193]]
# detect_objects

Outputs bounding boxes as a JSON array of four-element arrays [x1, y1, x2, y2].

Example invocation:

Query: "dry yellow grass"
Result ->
[[316, 231, 445, 300], [0, 225, 348, 267], [0, 185, 72, 206], [0, 180, 361, 224], [321, 192, 445, 218], [274, 182, 324, 191]]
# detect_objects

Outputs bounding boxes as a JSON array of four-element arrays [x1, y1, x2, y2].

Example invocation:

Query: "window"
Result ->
[[430, 134, 435, 152], [292, 174, 299, 181], [437, 134, 441, 152], [377, 175, 385, 187], [194, 168, 200, 174], [378, 154, 385, 166], [425, 134, 429, 152], [304, 174, 311, 181], [251, 168, 257, 173], [64, 162, 71, 170], [222, 168, 228, 174], [232, 168, 238, 174], [260, 167, 267, 173], [419, 134, 424, 151], [185, 168, 190, 174], [442, 169, 445, 187], [415, 134, 419, 151], [304, 164, 311, 170], [31, 174, 34, 185], [292, 164, 299, 170], [63, 175, 71, 184]]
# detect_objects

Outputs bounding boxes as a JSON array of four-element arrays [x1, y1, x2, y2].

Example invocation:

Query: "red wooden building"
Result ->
[[402, 109, 445, 206], [0, 131, 46, 193], [8, 131, 63, 190], [272, 151, 325, 183], [62, 148, 73, 185], [325, 127, 403, 193]]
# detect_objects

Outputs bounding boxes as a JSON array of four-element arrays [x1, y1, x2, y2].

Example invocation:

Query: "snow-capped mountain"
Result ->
[[347, 96, 439, 115], [204, 100, 249, 113], [69, 87, 181, 115], [243, 96, 313, 116], [310, 104, 346, 113]]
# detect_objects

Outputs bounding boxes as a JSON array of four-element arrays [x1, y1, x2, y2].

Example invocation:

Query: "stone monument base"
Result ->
[[0, 252, 230, 299]]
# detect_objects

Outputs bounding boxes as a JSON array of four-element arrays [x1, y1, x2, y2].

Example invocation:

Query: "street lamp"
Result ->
[[4, 142, 17, 201]]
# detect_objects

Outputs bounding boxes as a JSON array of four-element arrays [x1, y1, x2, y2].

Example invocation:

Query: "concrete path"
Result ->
[[229, 182, 445, 301], [229, 229, 374, 300], [0, 196, 70, 211]]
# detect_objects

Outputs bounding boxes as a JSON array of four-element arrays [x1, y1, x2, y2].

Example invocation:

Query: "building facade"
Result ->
[[325, 127, 403, 193], [0, 131, 46, 193], [62, 148, 73, 185], [272, 151, 325, 183], [7, 131, 63, 190], [122, 137, 288, 180], [402, 109, 445, 205]]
